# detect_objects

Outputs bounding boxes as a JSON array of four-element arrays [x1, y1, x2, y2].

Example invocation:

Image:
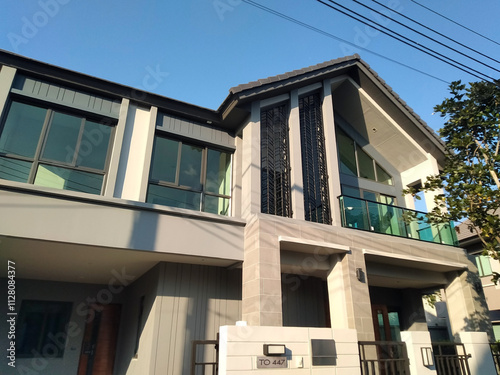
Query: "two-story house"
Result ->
[[0, 50, 496, 375]]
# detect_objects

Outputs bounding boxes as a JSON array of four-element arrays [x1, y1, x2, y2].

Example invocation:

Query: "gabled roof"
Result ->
[[220, 54, 446, 160]]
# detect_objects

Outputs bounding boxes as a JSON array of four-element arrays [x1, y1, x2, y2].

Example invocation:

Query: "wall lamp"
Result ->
[[421, 347, 434, 367], [263, 344, 286, 356]]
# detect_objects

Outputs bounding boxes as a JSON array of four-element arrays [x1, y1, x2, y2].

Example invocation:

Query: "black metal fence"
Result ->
[[432, 343, 471, 375], [359, 341, 410, 375], [191, 338, 219, 375]]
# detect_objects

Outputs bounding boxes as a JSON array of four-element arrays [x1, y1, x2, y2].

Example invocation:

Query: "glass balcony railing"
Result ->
[[339, 195, 459, 246]]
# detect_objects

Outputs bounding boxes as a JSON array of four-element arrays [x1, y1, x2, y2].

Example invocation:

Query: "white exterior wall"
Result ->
[[114, 104, 157, 201], [219, 326, 361, 375]]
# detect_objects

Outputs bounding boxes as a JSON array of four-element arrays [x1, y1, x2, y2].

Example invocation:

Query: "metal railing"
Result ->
[[339, 195, 459, 246], [191, 338, 218, 375], [359, 341, 410, 375], [433, 343, 471, 375], [491, 342, 500, 375]]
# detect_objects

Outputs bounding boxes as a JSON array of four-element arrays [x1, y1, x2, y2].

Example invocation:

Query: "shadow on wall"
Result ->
[[461, 269, 494, 340]]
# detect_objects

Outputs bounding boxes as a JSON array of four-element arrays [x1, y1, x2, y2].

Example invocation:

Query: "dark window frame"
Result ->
[[147, 133, 232, 215], [17, 300, 73, 358], [336, 126, 393, 185], [0, 98, 115, 195]]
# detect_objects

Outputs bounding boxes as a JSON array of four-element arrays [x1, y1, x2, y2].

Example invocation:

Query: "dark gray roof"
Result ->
[[456, 220, 478, 242], [228, 54, 444, 149]]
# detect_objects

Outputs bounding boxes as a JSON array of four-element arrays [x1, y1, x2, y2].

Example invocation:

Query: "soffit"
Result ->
[[333, 79, 428, 172], [363, 250, 467, 289], [0, 235, 238, 284]]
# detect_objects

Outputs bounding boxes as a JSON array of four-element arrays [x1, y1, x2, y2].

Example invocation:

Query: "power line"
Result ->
[[410, 0, 500, 47], [370, 0, 500, 66], [362, 0, 500, 69], [240, 0, 450, 84], [317, 0, 495, 82]]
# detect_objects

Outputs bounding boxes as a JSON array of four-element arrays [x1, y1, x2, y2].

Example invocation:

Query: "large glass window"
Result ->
[[474, 254, 493, 277], [17, 300, 73, 358], [147, 135, 232, 215], [0, 101, 113, 195], [336, 127, 393, 185], [261, 104, 292, 217], [299, 93, 331, 224]]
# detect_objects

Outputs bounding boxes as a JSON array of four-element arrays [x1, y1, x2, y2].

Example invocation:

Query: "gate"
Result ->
[[491, 342, 500, 375], [191, 336, 219, 375], [432, 343, 471, 375], [359, 341, 410, 375]]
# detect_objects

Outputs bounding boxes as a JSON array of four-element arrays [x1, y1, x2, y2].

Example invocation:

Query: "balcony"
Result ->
[[339, 195, 459, 246]]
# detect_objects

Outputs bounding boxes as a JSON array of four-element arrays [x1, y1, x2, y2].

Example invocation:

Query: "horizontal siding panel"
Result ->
[[11, 74, 120, 118], [156, 112, 235, 149]]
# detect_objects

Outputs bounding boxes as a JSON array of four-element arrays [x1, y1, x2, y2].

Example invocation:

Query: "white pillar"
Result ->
[[459, 331, 497, 375], [322, 79, 342, 226], [288, 89, 305, 221], [400, 331, 437, 375]]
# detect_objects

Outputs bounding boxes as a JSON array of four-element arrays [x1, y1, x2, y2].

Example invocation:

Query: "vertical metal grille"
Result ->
[[299, 93, 331, 224], [261, 104, 292, 217]]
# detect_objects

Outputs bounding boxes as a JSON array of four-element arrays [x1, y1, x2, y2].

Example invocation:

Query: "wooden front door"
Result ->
[[77, 304, 121, 375], [372, 305, 394, 342]]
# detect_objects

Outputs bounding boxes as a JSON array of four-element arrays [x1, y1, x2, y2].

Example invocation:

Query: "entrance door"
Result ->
[[372, 305, 401, 342], [77, 304, 121, 375]]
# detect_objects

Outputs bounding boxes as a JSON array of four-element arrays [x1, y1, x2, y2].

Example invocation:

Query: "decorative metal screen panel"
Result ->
[[299, 93, 331, 224], [261, 104, 292, 217]]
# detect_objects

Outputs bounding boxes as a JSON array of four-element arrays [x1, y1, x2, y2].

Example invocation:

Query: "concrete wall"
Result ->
[[219, 325, 361, 375]]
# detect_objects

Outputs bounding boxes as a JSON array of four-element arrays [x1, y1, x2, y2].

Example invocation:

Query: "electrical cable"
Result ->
[[410, 0, 500, 47], [370, 0, 500, 65], [360, 0, 500, 70], [240, 0, 450, 84], [317, 0, 495, 82]]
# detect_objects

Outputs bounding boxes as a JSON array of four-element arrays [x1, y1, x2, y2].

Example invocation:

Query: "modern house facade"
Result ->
[[0, 50, 496, 375]]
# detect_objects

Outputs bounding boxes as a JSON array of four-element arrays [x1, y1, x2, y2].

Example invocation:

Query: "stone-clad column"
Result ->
[[242, 217, 283, 326], [328, 249, 375, 341]]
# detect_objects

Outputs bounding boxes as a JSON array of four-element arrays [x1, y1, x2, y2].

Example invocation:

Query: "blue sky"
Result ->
[[1, 0, 499, 133]]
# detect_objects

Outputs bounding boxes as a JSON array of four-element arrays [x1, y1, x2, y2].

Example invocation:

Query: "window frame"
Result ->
[[336, 126, 393, 185], [0, 98, 115, 195], [16, 300, 73, 358], [147, 133, 233, 215], [474, 254, 493, 277]]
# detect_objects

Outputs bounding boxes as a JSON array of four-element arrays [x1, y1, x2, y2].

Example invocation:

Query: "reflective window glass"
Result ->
[[206, 149, 231, 195], [34, 164, 103, 194], [357, 148, 376, 180], [150, 137, 179, 183], [0, 102, 47, 158], [205, 195, 230, 215], [376, 163, 393, 185], [337, 129, 357, 176], [147, 135, 232, 215], [179, 144, 202, 189], [147, 184, 201, 211], [0, 156, 31, 183], [78, 121, 111, 170], [42, 112, 82, 164]]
